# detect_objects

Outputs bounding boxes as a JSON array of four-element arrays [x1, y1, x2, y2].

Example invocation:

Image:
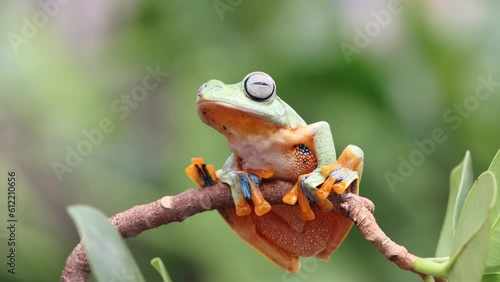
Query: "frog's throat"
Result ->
[[197, 100, 289, 142]]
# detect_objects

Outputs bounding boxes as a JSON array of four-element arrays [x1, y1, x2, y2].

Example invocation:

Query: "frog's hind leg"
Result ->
[[317, 145, 364, 199]]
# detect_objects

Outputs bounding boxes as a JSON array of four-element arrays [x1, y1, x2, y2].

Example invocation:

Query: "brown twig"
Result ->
[[61, 179, 424, 281]]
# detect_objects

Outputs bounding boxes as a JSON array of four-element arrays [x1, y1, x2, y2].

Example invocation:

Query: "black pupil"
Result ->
[[253, 82, 269, 86]]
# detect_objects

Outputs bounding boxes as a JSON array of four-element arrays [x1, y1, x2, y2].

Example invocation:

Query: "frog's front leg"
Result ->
[[219, 154, 273, 216], [283, 122, 337, 220], [282, 122, 364, 221]]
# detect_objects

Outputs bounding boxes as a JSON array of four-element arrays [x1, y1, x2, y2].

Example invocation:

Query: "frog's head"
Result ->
[[196, 72, 300, 136]]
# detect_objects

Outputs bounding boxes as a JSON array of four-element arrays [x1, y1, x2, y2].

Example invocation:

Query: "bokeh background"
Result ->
[[1, 0, 499, 281]]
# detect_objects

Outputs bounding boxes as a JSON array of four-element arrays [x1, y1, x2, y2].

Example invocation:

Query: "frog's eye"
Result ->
[[243, 72, 276, 102]]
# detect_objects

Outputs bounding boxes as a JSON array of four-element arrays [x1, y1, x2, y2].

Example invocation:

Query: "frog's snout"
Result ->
[[197, 83, 207, 97], [197, 79, 225, 98]]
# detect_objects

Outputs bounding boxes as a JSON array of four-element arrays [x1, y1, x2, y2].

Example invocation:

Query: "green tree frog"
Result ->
[[186, 72, 364, 272]]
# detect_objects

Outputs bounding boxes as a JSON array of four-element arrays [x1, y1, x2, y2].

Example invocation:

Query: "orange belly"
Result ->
[[219, 203, 353, 272]]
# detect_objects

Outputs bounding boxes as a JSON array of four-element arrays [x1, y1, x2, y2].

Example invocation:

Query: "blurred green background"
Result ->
[[1, 0, 499, 281]]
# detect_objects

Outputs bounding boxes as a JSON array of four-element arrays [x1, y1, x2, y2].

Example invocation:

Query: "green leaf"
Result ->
[[485, 149, 500, 274], [482, 273, 500, 282], [68, 205, 145, 282], [487, 150, 500, 215], [436, 151, 474, 257], [449, 222, 490, 282], [447, 172, 497, 282], [151, 257, 173, 282], [486, 216, 500, 275]]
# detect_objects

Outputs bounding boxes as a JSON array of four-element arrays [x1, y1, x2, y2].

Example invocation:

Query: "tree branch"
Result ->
[[61, 179, 426, 281]]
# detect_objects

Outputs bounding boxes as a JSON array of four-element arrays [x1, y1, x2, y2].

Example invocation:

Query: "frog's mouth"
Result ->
[[196, 99, 278, 136], [197, 99, 272, 120]]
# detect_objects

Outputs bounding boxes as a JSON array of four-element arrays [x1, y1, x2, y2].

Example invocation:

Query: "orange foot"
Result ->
[[186, 158, 273, 217], [185, 158, 218, 188], [282, 174, 333, 221], [317, 145, 364, 199], [219, 170, 273, 216], [241, 172, 272, 216]]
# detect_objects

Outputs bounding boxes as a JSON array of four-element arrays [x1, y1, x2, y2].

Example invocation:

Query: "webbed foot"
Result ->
[[317, 145, 364, 199], [186, 158, 273, 217], [219, 171, 272, 216], [185, 158, 218, 188], [281, 172, 334, 221]]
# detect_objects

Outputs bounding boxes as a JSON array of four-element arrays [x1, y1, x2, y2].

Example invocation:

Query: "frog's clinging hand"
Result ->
[[185, 72, 364, 272]]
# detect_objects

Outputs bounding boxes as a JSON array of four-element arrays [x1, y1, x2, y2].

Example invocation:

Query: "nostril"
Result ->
[[197, 83, 207, 96]]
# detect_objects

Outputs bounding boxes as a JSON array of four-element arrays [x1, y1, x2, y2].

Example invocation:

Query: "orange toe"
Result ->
[[254, 202, 272, 216], [315, 198, 333, 212], [317, 177, 335, 199], [250, 184, 272, 216], [298, 189, 315, 221], [190, 157, 205, 165], [235, 201, 252, 216], [282, 184, 299, 205]]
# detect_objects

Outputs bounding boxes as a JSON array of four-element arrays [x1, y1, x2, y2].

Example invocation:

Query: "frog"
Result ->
[[185, 71, 364, 272]]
